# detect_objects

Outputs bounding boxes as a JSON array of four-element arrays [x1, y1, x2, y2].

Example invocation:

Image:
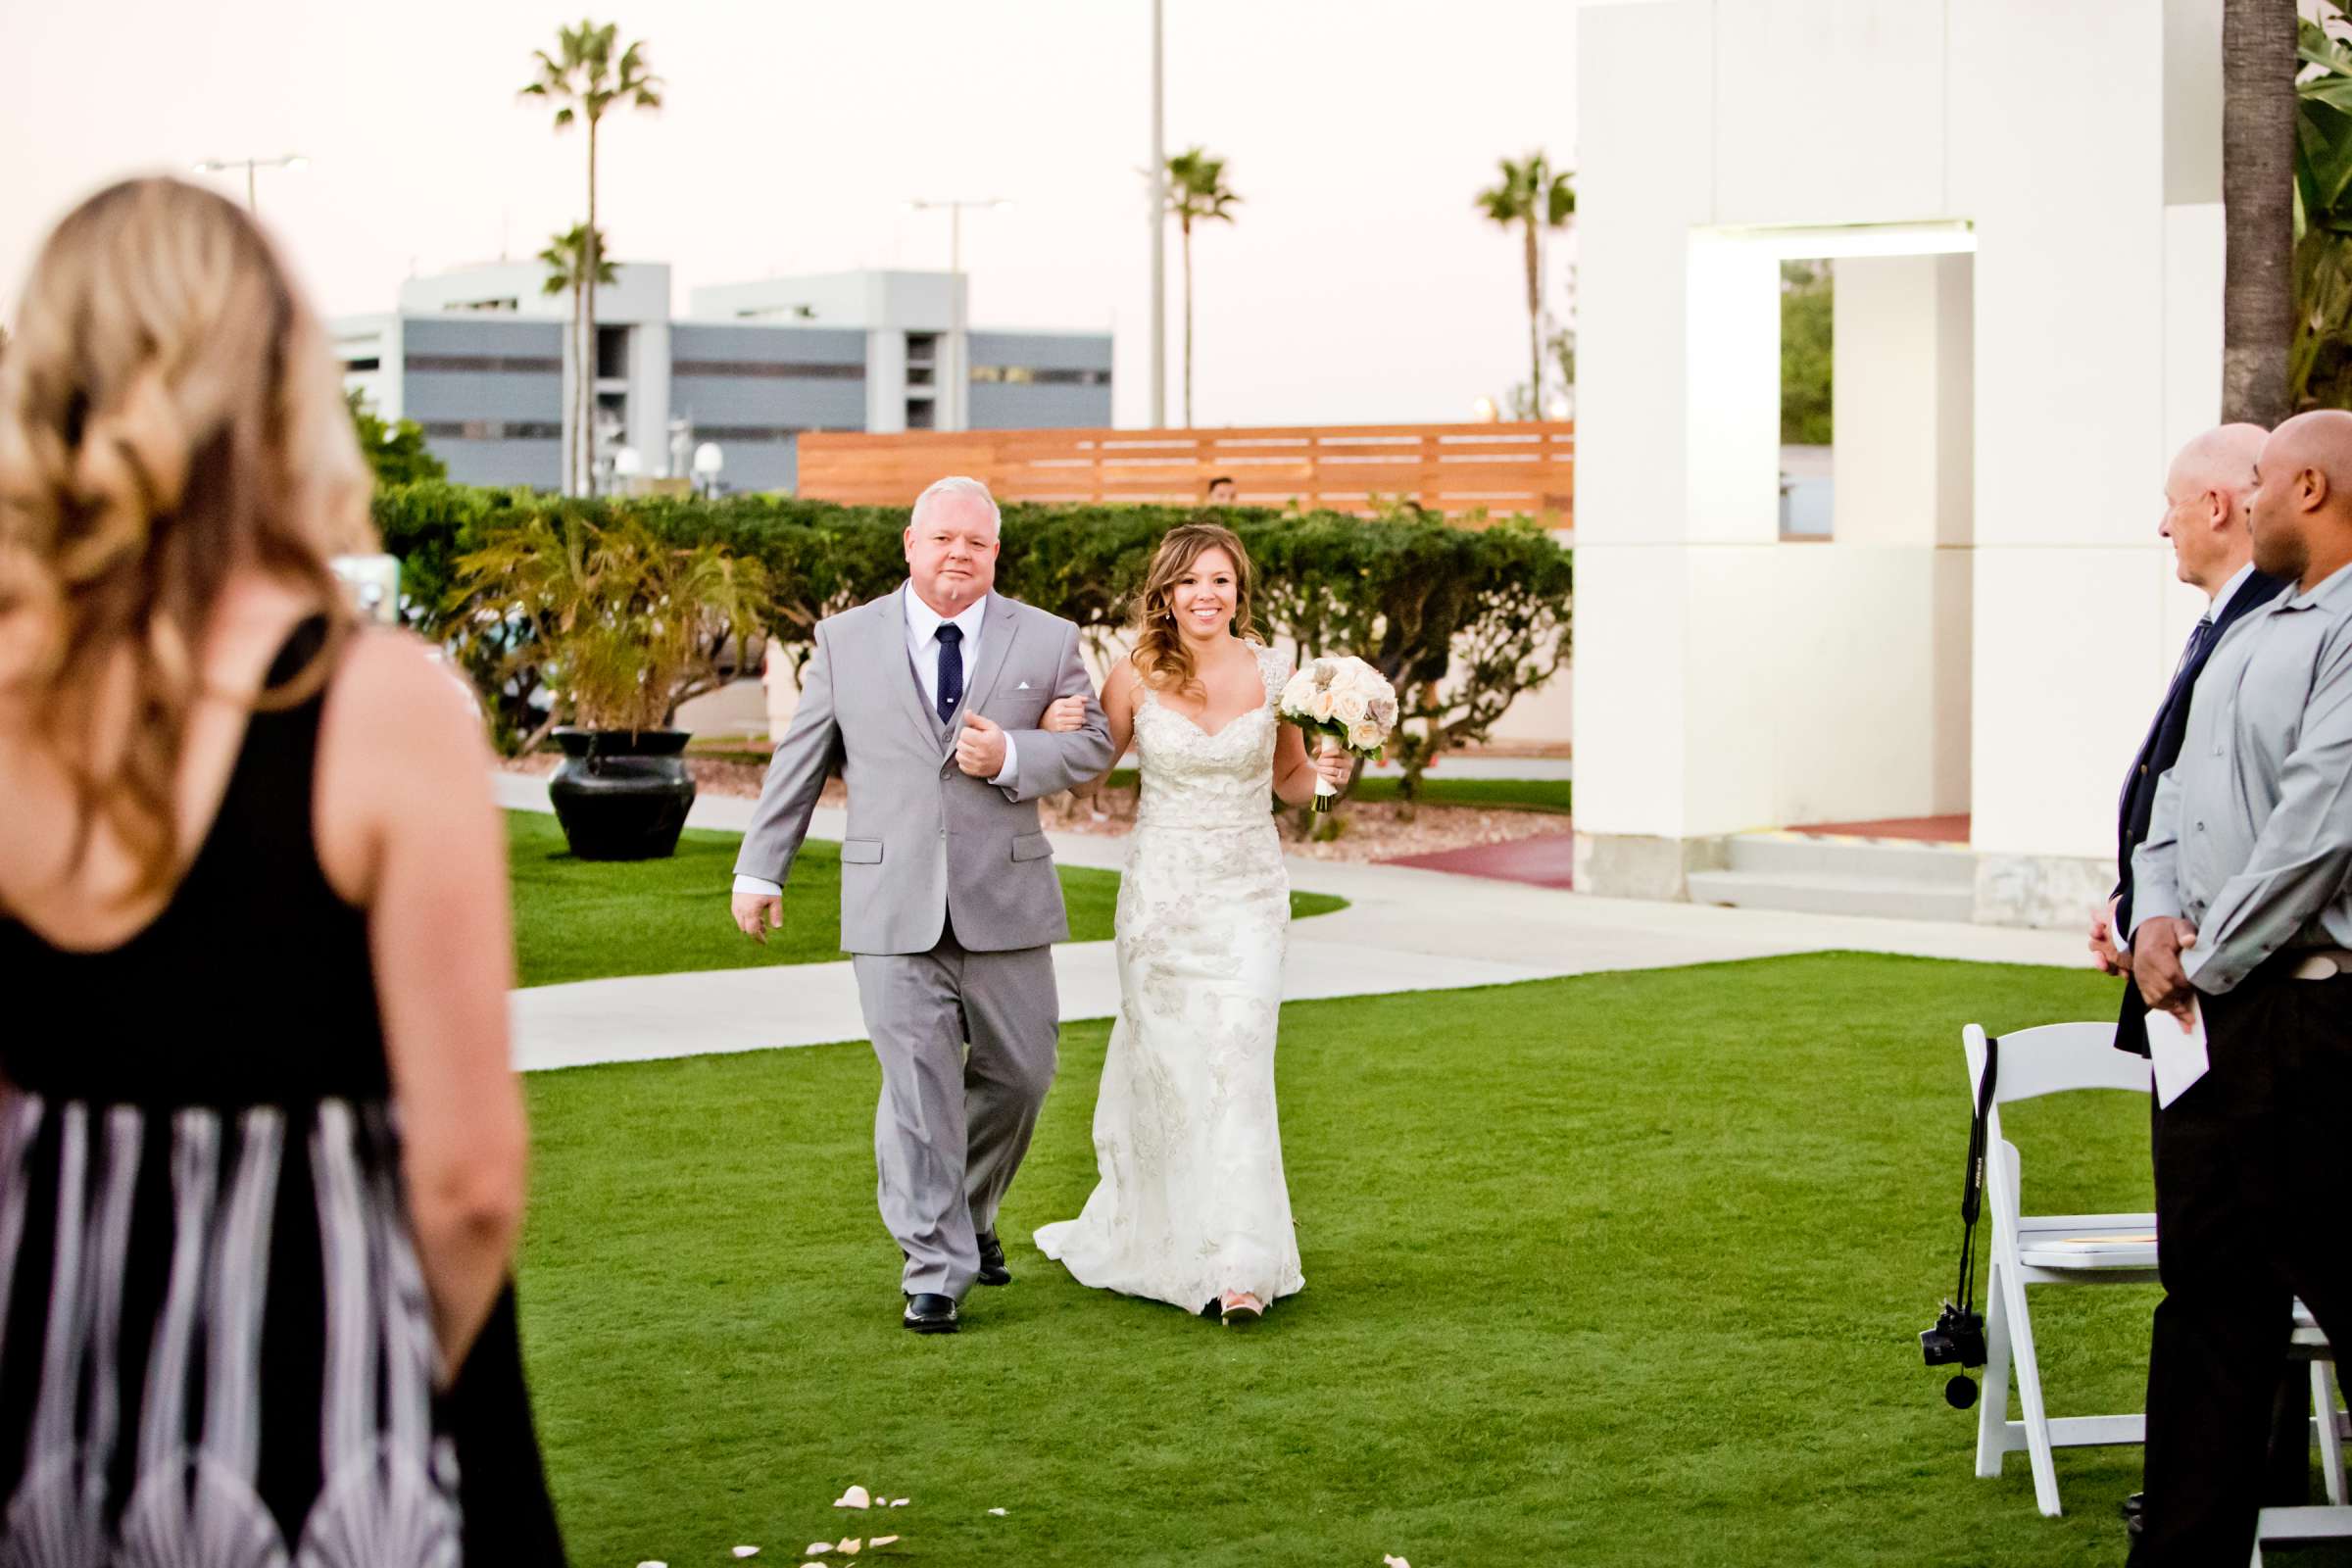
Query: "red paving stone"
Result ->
[[1788, 813, 1972, 845], [1379, 831, 1577, 889]]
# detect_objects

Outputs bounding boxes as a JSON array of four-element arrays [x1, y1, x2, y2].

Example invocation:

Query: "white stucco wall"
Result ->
[[1573, 0, 2226, 918]]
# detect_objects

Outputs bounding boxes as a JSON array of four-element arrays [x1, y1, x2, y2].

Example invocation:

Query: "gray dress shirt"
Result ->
[[2132, 560, 2352, 992]]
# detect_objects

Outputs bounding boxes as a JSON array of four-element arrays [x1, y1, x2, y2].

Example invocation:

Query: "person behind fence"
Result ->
[[2125, 408, 2352, 1566], [0, 177, 559, 1562]]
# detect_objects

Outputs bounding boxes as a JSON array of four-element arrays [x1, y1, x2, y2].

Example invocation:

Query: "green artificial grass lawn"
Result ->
[[1100, 768, 1574, 816], [514, 951, 2247, 1566], [1351, 774, 1573, 814], [506, 810, 1347, 988]]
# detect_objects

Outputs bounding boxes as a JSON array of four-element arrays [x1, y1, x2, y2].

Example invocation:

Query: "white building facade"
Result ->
[[1572, 0, 2230, 925]]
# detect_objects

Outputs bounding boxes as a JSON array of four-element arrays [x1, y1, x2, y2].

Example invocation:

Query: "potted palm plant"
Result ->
[[454, 512, 777, 860]]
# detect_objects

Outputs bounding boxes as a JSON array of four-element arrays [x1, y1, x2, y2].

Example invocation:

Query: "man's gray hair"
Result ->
[[910, 475, 1003, 538]]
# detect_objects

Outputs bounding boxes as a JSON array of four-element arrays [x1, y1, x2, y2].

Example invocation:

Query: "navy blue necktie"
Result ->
[[935, 623, 964, 724], [2175, 616, 2215, 684]]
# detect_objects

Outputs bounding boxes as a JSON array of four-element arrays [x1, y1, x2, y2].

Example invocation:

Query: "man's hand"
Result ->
[[732, 892, 783, 945], [1042, 695, 1088, 734], [956, 711, 1009, 778], [2089, 896, 2127, 976], [2132, 916, 2201, 1022]]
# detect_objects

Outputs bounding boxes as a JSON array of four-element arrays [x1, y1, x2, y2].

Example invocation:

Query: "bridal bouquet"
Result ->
[[1279, 655, 1399, 812]]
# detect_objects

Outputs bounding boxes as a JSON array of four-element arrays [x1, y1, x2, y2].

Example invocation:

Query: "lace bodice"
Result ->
[[1130, 643, 1291, 831]]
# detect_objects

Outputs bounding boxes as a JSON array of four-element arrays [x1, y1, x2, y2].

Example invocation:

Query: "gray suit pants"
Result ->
[[852, 922, 1058, 1298]]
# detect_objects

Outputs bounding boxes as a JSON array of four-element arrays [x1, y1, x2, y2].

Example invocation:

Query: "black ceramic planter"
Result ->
[[547, 727, 697, 861]]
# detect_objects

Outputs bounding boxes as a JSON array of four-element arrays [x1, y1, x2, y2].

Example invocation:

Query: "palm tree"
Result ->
[[2223, 0, 2298, 425], [2290, 7, 2352, 408], [1163, 147, 1240, 428], [521, 21, 662, 495], [1476, 153, 1576, 420], [538, 223, 618, 486]]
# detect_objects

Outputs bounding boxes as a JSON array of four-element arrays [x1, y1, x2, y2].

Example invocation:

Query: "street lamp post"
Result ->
[[906, 198, 1008, 432], [192, 154, 309, 215]]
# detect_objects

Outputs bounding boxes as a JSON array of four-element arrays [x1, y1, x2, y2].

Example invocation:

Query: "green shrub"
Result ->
[[370, 485, 1571, 798]]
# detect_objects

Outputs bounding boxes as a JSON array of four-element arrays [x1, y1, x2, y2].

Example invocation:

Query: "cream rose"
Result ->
[[1348, 718, 1384, 750], [1310, 691, 1338, 722], [1332, 689, 1370, 725]]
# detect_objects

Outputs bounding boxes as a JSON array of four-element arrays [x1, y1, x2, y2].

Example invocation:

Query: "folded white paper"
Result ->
[[2146, 999, 2210, 1108]]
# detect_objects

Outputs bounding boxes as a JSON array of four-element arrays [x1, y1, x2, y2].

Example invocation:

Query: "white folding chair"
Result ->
[[2250, 1307, 2352, 1563], [1962, 1022, 2349, 1522], [1964, 1021, 2158, 1517]]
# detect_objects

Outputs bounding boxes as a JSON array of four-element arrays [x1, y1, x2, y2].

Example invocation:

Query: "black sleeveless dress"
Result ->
[[0, 619, 562, 1564]]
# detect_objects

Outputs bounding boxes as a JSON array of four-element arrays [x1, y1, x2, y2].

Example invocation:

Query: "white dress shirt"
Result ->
[[2210, 561, 2259, 624], [734, 583, 1017, 898]]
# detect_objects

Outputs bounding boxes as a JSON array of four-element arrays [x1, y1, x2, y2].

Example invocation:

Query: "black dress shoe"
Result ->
[[903, 1293, 958, 1334], [975, 1229, 1011, 1287]]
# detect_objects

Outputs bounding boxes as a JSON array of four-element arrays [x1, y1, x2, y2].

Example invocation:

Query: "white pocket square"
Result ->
[[1017, 680, 1033, 690]]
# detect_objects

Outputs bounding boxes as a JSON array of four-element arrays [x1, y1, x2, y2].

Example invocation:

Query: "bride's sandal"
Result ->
[[1219, 1291, 1263, 1326]]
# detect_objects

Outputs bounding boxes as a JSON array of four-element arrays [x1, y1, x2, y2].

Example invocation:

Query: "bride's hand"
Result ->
[[1312, 745, 1356, 793], [1042, 695, 1089, 733]]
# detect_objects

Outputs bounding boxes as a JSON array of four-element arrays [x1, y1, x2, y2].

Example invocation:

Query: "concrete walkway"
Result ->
[[496, 773, 2085, 1073]]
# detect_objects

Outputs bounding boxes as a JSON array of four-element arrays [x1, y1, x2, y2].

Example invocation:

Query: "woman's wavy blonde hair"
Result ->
[[0, 177, 372, 898], [1131, 522, 1260, 699]]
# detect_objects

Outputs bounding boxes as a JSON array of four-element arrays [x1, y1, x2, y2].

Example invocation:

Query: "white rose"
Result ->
[[1280, 672, 1316, 711], [1332, 690, 1370, 725], [1310, 691, 1338, 722], [1349, 718, 1384, 750]]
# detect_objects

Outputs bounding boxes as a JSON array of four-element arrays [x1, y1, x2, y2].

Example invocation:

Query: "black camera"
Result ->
[[1921, 1299, 1986, 1368], [1923, 1300, 1987, 1407]]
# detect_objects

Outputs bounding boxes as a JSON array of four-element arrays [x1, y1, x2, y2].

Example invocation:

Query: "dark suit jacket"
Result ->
[[2112, 568, 2289, 1054]]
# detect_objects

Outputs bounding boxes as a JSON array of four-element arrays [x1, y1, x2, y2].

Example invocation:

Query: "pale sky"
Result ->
[[0, 1, 1580, 428]]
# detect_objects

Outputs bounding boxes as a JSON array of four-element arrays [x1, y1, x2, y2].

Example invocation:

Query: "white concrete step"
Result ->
[[1726, 832, 1974, 886], [1686, 867, 1977, 923]]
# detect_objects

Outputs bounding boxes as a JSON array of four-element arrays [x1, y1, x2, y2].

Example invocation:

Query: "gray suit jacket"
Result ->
[[733, 587, 1115, 956]]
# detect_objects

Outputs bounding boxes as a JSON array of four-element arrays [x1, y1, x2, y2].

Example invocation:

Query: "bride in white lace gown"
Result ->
[[1030, 524, 1353, 1324]]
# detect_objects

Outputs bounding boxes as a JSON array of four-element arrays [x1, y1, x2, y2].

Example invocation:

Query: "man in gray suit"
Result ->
[[730, 476, 1113, 1333]]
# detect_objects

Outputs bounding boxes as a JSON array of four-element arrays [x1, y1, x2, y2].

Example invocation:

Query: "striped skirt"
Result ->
[[0, 1091, 461, 1565]]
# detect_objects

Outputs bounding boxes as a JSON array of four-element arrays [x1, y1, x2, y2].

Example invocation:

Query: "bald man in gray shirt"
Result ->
[[2125, 409, 2352, 1566]]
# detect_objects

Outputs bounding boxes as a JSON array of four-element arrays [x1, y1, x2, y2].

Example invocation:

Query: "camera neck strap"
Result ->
[[1955, 1036, 2000, 1312]]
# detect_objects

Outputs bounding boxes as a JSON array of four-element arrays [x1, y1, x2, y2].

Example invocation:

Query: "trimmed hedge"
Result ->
[[374, 484, 1572, 803]]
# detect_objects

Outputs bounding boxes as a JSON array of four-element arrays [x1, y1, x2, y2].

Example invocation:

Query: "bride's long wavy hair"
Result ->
[[1131, 522, 1261, 700], [0, 177, 372, 900]]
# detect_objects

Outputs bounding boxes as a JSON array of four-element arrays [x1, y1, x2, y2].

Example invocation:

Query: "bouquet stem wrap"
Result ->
[[1313, 738, 1344, 813]]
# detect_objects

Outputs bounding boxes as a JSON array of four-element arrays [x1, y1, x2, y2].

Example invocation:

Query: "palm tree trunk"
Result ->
[[1181, 220, 1196, 428], [1524, 215, 1543, 420], [582, 120, 600, 496], [2222, 0, 2298, 425], [562, 275, 576, 493]]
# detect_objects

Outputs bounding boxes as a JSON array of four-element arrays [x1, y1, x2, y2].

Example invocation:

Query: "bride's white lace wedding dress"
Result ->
[[1033, 642, 1305, 1313]]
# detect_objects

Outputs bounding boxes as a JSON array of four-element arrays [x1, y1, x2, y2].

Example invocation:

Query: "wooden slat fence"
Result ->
[[795, 421, 1575, 528]]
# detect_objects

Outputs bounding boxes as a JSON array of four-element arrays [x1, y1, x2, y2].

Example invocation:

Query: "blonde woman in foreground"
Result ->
[[1030, 523, 1352, 1324], [0, 179, 557, 1562]]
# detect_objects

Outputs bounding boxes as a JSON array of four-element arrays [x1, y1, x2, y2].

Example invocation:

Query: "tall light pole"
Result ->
[[906, 197, 1008, 432], [192, 154, 309, 215], [1149, 0, 1167, 429]]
